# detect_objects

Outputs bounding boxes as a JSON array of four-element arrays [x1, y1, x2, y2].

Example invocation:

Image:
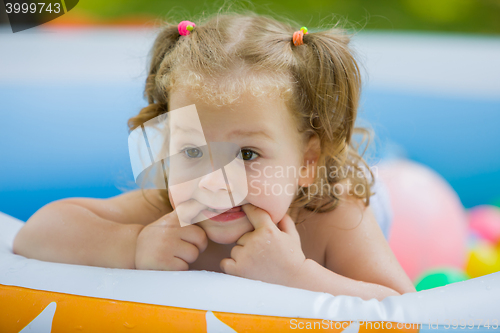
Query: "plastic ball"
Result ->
[[414, 268, 469, 291], [465, 240, 500, 278], [466, 229, 482, 249], [468, 205, 500, 244], [378, 159, 468, 281], [491, 197, 500, 209]]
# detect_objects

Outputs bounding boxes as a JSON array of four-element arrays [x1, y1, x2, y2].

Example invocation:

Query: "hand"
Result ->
[[135, 199, 208, 270], [220, 204, 307, 286]]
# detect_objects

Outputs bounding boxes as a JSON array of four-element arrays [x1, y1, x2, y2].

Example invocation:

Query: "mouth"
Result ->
[[205, 206, 242, 213], [201, 205, 245, 223]]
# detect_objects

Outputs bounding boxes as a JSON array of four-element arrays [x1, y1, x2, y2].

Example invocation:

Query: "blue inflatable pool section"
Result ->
[[1, 28, 499, 221]]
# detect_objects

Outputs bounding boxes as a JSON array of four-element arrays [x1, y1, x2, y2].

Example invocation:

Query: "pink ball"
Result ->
[[378, 159, 468, 281], [468, 205, 500, 244]]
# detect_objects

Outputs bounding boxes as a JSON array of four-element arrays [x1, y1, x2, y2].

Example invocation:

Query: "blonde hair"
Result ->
[[128, 7, 375, 216]]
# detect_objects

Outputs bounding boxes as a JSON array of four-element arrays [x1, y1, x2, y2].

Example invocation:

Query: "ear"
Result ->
[[298, 134, 321, 187]]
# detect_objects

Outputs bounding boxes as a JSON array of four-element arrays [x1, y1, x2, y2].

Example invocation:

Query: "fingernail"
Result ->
[[242, 204, 253, 211]]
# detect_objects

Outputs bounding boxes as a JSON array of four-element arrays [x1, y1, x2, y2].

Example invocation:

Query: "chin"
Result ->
[[199, 219, 254, 244], [206, 232, 240, 244]]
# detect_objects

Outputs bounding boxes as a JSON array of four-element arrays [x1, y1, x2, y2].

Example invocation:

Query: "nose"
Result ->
[[198, 169, 229, 193]]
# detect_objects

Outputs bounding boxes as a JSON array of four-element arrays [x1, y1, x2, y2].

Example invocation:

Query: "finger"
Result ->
[[241, 204, 277, 230], [277, 214, 300, 240], [230, 244, 244, 261], [235, 231, 252, 246], [175, 199, 207, 227], [154, 209, 182, 227], [220, 257, 237, 275], [174, 240, 200, 264], [166, 257, 189, 271], [180, 225, 208, 253]]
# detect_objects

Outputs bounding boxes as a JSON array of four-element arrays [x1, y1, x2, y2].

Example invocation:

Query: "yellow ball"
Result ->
[[465, 241, 500, 278]]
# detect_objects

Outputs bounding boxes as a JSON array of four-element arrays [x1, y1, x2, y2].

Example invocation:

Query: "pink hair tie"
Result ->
[[178, 20, 196, 36]]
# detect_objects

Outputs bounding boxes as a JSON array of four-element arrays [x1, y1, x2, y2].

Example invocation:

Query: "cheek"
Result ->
[[249, 195, 293, 224], [245, 166, 299, 223], [168, 177, 199, 208]]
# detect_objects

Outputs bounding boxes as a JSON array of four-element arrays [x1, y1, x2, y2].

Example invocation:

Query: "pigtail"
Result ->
[[127, 24, 181, 132], [290, 28, 375, 213], [297, 30, 360, 157], [126, 24, 184, 210]]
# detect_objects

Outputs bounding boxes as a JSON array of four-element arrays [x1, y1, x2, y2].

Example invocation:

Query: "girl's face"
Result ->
[[168, 87, 314, 244]]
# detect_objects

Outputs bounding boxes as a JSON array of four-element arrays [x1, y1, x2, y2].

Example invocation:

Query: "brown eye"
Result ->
[[238, 149, 259, 161], [184, 147, 203, 158]]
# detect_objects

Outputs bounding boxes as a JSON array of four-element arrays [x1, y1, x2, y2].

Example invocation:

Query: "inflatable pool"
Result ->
[[1, 212, 499, 332]]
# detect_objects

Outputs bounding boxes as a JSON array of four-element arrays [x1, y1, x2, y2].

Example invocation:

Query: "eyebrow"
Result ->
[[172, 124, 204, 136], [227, 129, 275, 142], [171, 124, 274, 143]]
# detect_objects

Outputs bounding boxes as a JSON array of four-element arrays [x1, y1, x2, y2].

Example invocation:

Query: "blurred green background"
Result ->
[[1, 0, 499, 34], [72, 0, 500, 34]]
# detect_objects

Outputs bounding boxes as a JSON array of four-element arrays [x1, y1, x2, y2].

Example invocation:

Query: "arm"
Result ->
[[62, 189, 172, 225], [301, 194, 416, 300], [12, 189, 171, 269], [289, 259, 402, 301]]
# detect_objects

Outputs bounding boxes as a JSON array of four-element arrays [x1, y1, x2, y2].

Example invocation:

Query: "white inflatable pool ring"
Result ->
[[0, 211, 499, 332]]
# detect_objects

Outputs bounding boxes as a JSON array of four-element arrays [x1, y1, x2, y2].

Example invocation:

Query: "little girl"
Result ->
[[13, 10, 416, 301]]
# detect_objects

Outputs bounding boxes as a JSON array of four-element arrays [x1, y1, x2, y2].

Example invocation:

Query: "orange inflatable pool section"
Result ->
[[0, 284, 423, 332]]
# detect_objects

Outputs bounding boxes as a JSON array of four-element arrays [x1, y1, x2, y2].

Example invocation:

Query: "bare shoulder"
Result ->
[[60, 189, 172, 226], [295, 181, 365, 265], [305, 182, 416, 294], [302, 181, 366, 231]]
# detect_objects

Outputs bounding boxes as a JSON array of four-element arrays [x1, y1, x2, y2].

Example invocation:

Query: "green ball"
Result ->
[[414, 268, 469, 291], [490, 197, 500, 208]]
